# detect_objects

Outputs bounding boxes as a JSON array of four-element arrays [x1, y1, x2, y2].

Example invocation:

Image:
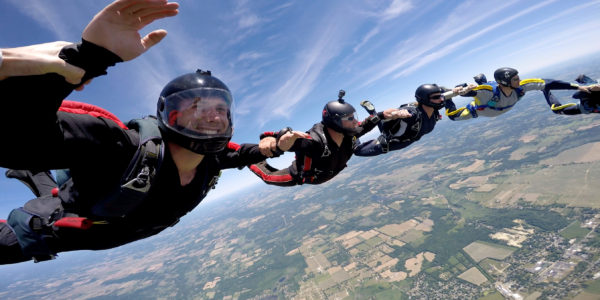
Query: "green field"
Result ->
[[478, 291, 505, 300], [560, 221, 591, 239], [583, 278, 600, 294]]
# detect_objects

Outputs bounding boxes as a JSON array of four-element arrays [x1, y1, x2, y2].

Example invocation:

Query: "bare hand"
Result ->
[[82, 0, 179, 61], [580, 84, 600, 93], [383, 108, 411, 119], [258, 136, 277, 157], [0, 42, 85, 84], [277, 131, 310, 152], [454, 83, 476, 95]]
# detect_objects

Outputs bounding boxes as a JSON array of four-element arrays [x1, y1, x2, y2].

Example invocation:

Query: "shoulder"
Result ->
[[519, 78, 546, 92], [520, 78, 545, 85]]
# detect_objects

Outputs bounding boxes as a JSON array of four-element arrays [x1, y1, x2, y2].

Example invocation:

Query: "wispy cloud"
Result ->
[[5, 0, 92, 40], [260, 19, 350, 123], [352, 0, 414, 53], [453, 0, 600, 62], [505, 20, 600, 73], [392, 0, 558, 78], [355, 0, 550, 87], [381, 0, 413, 21]]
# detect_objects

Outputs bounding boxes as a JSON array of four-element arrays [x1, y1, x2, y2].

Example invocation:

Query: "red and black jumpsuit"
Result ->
[[0, 40, 268, 264], [249, 120, 377, 186]]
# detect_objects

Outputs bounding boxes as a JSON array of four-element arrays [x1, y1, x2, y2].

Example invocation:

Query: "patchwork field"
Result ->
[[463, 241, 516, 262]]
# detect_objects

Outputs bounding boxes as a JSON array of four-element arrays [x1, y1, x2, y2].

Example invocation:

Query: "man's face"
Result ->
[[340, 113, 359, 130], [428, 92, 444, 106], [510, 75, 520, 89], [176, 97, 230, 134]]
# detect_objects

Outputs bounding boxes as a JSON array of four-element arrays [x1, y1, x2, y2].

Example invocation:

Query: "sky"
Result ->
[[1, 0, 600, 213]]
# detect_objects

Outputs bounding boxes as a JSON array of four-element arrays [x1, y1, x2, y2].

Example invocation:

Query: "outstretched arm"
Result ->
[[445, 85, 478, 121], [258, 130, 310, 157], [0, 42, 85, 84]]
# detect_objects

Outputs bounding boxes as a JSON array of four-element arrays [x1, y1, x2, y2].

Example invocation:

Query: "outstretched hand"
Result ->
[[580, 84, 600, 93], [277, 131, 310, 152], [82, 0, 179, 61], [0, 41, 85, 84], [454, 83, 476, 95], [258, 137, 277, 157], [383, 108, 411, 120]]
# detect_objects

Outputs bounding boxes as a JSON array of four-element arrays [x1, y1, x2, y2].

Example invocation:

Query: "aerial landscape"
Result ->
[[1, 60, 599, 300], [1, 1, 600, 299]]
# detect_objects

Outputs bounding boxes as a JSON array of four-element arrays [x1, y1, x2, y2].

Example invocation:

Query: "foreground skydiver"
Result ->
[[354, 84, 465, 156], [0, 0, 301, 264], [248, 90, 403, 186], [543, 74, 600, 115], [444, 67, 593, 121]]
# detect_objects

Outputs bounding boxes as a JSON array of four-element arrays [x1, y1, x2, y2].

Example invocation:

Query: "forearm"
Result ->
[[543, 79, 580, 91], [219, 143, 272, 169], [356, 115, 381, 138], [445, 99, 473, 121], [0, 40, 121, 105]]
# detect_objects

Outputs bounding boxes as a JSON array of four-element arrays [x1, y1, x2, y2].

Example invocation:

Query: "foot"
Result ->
[[360, 100, 377, 115]]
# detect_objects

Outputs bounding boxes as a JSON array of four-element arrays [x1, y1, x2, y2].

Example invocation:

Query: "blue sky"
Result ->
[[1, 0, 600, 212]]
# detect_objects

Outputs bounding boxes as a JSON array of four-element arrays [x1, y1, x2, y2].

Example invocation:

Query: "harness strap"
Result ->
[[302, 156, 313, 183]]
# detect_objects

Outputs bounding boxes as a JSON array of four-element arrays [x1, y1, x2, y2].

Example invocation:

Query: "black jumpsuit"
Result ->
[[0, 41, 268, 264]]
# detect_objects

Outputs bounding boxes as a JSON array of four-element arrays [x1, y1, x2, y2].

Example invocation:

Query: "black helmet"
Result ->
[[494, 67, 519, 87], [157, 70, 234, 154], [415, 84, 444, 109], [473, 73, 487, 85], [322, 90, 360, 136]]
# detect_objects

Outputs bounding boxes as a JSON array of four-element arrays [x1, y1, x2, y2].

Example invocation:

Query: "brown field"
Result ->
[[572, 292, 600, 300], [457, 267, 488, 286], [503, 163, 600, 208], [405, 253, 426, 277], [377, 220, 419, 237], [541, 142, 600, 165], [449, 175, 492, 189], [398, 229, 425, 243], [463, 241, 515, 262], [509, 146, 538, 160], [488, 146, 511, 156], [519, 135, 537, 143], [459, 159, 486, 173]]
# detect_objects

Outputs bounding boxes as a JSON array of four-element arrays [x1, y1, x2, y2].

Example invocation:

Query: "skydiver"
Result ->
[[0, 0, 302, 265], [444, 67, 593, 121], [353, 84, 464, 156], [543, 74, 600, 115], [248, 91, 403, 186]]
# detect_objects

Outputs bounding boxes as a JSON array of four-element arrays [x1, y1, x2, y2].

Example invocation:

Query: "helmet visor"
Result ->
[[161, 87, 233, 140]]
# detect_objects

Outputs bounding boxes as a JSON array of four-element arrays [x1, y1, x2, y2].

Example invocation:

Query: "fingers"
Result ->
[[291, 131, 310, 139], [120, 1, 179, 20], [258, 137, 276, 157], [74, 79, 93, 91], [141, 30, 168, 50], [117, 0, 171, 15], [260, 148, 274, 157], [59, 63, 86, 85], [139, 8, 179, 27]]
